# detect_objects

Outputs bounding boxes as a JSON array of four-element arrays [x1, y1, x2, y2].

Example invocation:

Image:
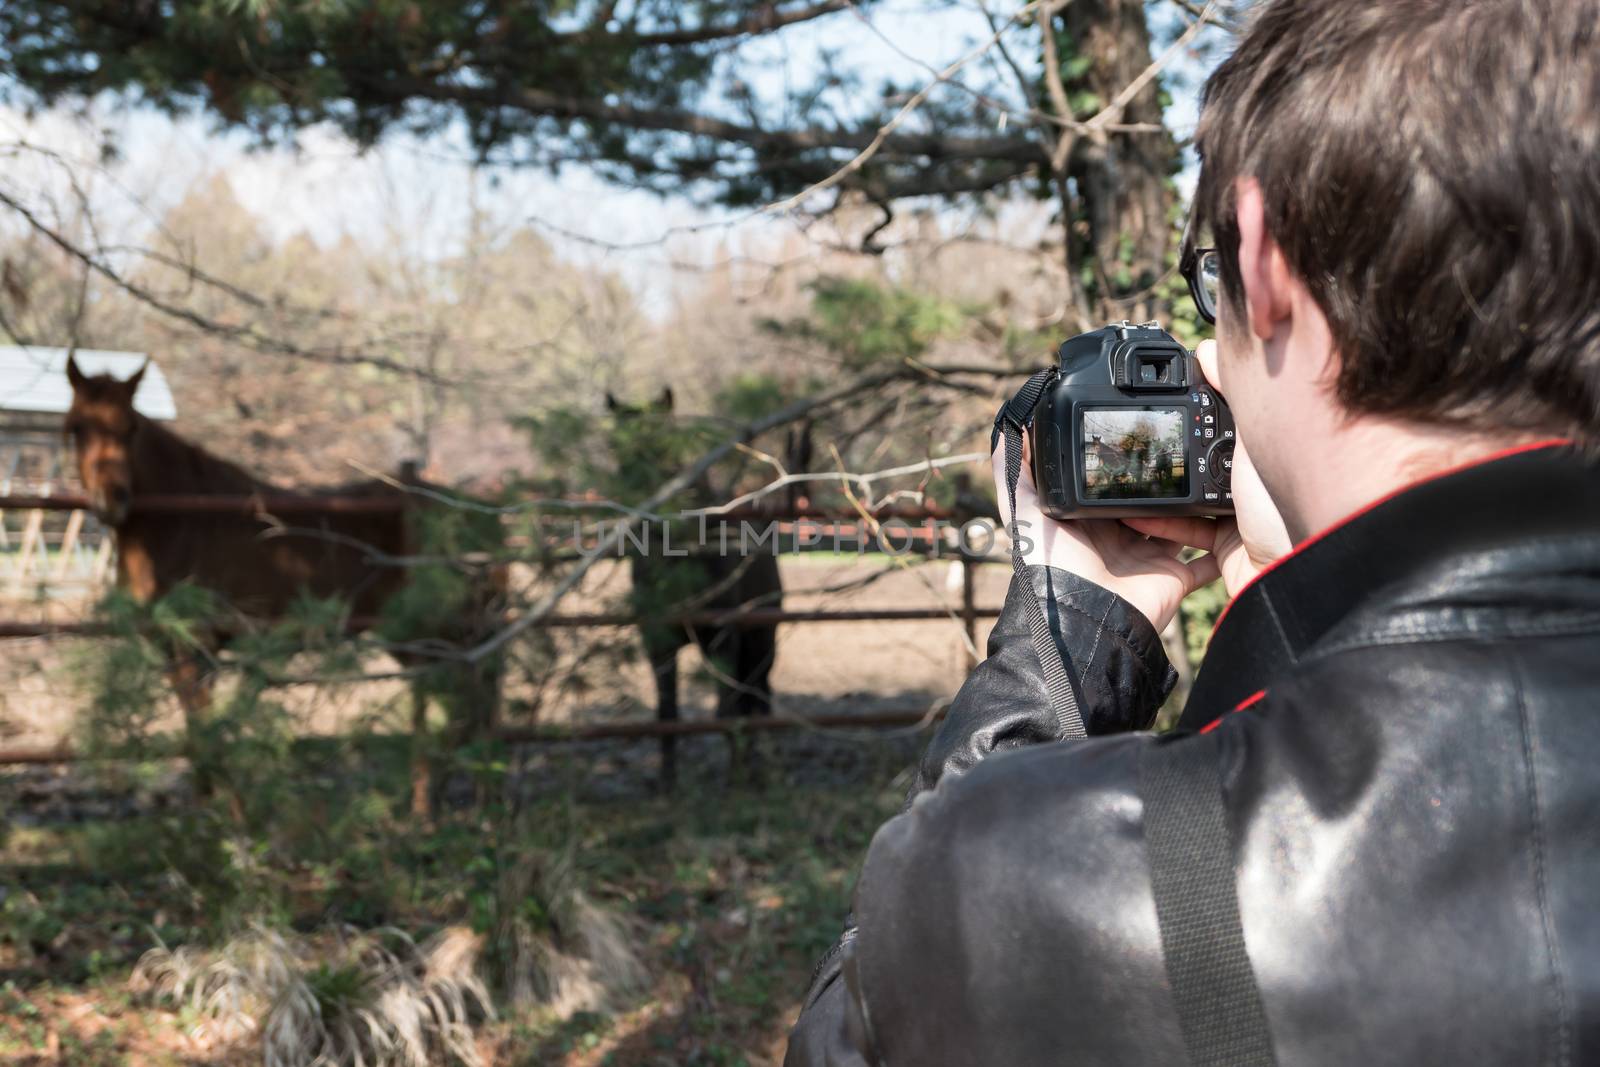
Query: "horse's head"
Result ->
[[605, 386, 674, 422], [64, 355, 147, 526], [605, 387, 681, 497]]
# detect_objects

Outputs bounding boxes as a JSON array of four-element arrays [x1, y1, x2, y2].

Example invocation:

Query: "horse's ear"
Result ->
[[124, 359, 148, 397], [605, 392, 619, 412], [66, 353, 87, 391], [655, 386, 674, 412]]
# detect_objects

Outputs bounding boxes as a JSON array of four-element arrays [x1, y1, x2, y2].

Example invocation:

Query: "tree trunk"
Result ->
[[1064, 0, 1181, 324]]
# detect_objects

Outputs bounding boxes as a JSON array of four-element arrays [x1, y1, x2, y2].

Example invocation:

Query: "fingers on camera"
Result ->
[[1185, 552, 1223, 592], [1121, 516, 1217, 551]]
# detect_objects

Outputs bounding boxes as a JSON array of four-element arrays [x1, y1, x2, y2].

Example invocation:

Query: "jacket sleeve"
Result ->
[[783, 564, 1175, 1067]]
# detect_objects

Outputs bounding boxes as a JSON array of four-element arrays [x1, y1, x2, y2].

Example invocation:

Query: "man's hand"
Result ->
[[994, 434, 1219, 634], [994, 341, 1294, 631], [1121, 341, 1293, 598]]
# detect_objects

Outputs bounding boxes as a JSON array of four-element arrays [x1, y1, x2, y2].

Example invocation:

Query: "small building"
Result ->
[[0, 346, 176, 489], [0, 346, 177, 593]]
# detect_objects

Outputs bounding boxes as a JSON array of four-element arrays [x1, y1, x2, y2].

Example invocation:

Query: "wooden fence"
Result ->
[[0, 491, 1004, 764]]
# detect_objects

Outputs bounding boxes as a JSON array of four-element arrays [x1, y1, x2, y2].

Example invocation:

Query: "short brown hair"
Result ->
[[1194, 0, 1600, 445]]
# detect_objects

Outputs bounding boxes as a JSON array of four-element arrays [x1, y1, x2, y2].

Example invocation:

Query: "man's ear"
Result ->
[[66, 353, 86, 390], [1234, 177, 1294, 342]]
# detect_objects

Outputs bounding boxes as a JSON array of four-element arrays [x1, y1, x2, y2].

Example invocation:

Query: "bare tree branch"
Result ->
[[975, 0, 1044, 113], [687, 451, 987, 516], [381, 75, 1046, 165], [1039, 0, 1079, 173], [0, 185, 455, 384], [458, 358, 945, 664], [829, 442, 982, 661]]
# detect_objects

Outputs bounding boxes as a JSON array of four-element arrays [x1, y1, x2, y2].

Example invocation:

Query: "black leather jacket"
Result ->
[[786, 442, 1600, 1066]]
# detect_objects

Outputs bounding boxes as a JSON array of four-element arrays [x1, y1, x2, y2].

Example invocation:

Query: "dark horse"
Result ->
[[605, 388, 805, 789], [65, 357, 503, 816]]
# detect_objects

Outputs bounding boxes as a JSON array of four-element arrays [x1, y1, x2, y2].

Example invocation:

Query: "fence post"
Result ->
[[54, 508, 84, 579], [93, 535, 114, 583], [10, 508, 43, 595]]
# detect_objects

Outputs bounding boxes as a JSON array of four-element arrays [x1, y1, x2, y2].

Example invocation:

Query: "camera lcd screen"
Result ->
[[1081, 408, 1188, 499]]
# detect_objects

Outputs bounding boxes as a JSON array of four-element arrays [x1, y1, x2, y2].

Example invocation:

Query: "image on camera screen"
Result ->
[[1081, 408, 1188, 499]]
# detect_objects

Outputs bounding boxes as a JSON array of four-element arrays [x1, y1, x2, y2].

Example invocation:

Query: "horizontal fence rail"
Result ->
[[535, 606, 1000, 627], [0, 604, 1002, 640], [0, 708, 951, 765], [0, 492, 408, 514], [0, 491, 1003, 765], [0, 493, 981, 523], [493, 708, 948, 741]]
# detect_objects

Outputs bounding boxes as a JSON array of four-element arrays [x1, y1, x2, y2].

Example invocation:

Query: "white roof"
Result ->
[[0, 345, 177, 420]]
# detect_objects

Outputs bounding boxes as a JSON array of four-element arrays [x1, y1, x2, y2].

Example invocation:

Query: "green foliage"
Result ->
[[1181, 578, 1228, 669], [1, 888, 65, 964], [517, 398, 716, 510], [1160, 217, 1216, 352], [375, 500, 502, 645], [72, 567, 495, 924], [73, 592, 172, 757], [999, 320, 1064, 370], [147, 583, 223, 653], [712, 372, 803, 424], [518, 370, 820, 522], [515, 407, 600, 498], [302, 961, 373, 1025], [611, 408, 720, 506], [766, 276, 967, 372]]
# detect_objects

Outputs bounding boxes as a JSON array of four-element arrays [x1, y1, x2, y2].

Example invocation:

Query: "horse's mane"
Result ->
[[132, 412, 276, 496], [132, 412, 404, 498]]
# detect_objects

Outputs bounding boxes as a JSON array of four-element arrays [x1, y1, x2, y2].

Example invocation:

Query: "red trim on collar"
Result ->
[[1211, 438, 1573, 636], [1200, 687, 1268, 734]]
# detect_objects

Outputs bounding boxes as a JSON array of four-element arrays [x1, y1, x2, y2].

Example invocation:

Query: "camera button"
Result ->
[[1203, 489, 1221, 503], [1207, 438, 1235, 490], [1204, 427, 1215, 439]]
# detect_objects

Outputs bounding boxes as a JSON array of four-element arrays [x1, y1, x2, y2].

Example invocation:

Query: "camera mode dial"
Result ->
[[1206, 436, 1235, 491]]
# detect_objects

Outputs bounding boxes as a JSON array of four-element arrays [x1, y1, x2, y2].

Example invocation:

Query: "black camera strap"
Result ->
[[993, 369, 1278, 1067], [1141, 735, 1279, 1067], [991, 369, 1087, 741]]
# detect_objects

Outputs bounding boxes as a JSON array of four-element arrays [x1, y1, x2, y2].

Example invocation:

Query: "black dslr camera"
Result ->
[[1029, 321, 1235, 519]]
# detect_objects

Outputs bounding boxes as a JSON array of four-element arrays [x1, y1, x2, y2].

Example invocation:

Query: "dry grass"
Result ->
[[132, 924, 493, 1067], [490, 846, 649, 1018]]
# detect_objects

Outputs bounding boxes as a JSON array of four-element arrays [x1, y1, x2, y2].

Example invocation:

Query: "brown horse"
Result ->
[[65, 356, 503, 816]]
